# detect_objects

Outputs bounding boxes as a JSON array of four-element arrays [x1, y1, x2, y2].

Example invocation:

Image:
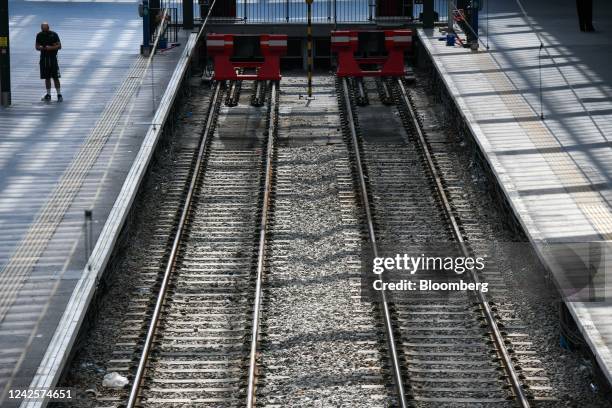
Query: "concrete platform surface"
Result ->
[[0, 1, 187, 406], [419, 0, 612, 388]]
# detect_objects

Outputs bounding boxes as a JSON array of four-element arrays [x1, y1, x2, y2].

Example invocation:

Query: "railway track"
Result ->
[[251, 75, 397, 407], [406, 79, 556, 405], [100, 80, 280, 407], [87, 74, 557, 408], [338, 75, 534, 407]]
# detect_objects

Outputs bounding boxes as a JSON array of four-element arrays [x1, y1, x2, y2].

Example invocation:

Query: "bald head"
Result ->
[[41, 22, 49, 32]]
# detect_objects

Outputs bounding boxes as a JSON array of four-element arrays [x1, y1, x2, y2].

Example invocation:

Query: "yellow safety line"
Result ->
[[474, 52, 612, 241], [0, 85, 139, 404], [0, 56, 148, 324]]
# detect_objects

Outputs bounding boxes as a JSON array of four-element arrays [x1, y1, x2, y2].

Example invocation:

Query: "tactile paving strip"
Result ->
[[474, 52, 612, 241], [0, 56, 148, 325]]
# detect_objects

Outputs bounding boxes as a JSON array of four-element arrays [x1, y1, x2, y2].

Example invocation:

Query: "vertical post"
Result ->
[[306, 0, 313, 98], [183, 0, 193, 29], [333, 0, 337, 27], [286, 0, 289, 22], [406, 0, 413, 19], [0, 0, 10, 107], [538, 42, 544, 120], [471, 0, 480, 46], [141, 0, 151, 56], [448, 0, 454, 32], [151, 43, 156, 113], [244, 0, 248, 21], [485, 0, 489, 49], [150, 0, 161, 35], [423, 0, 435, 28], [84, 210, 93, 270]]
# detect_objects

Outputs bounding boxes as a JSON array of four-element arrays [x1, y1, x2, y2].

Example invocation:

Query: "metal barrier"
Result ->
[[179, 0, 449, 25], [413, 0, 449, 22], [150, 7, 179, 44], [241, 0, 373, 23], [158, 0, 202, 28]]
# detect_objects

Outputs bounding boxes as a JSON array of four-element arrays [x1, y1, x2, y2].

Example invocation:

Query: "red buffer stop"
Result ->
[[331, 29, 412, 78], [206, 33, 288, 81]]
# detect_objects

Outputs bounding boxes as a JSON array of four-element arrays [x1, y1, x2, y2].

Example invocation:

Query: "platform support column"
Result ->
[[306, 0, 313, 98], [448, 0, 454, 32], [422, 0, 435, 29], [470, 0, 480, 48], [183, 0, 193, 30], [141, 0, 151, 56], [0, 0, 10, 107]]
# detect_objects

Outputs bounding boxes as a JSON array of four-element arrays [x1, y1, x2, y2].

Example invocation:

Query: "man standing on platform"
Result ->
[[35, 22, 62, 101], [576, 0, 595, 32]]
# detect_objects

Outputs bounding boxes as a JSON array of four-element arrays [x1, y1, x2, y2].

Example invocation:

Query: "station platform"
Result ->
[[418, 0, 612, 389], [0, 2, 190, 406]]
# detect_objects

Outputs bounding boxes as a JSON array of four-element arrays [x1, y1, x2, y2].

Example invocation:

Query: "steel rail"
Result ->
[[125, 81, 223, 408], [246, 81, 278, 407], [395, 78, 531, 408], [340, 78, 409, 408]]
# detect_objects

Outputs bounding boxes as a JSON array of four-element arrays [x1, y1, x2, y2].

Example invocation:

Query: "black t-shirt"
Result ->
[[36, 31, 61, 58]]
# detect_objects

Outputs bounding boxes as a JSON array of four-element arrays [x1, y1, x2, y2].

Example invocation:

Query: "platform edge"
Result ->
[[18, 33, 199, 408], [416, 27, 612, 390]]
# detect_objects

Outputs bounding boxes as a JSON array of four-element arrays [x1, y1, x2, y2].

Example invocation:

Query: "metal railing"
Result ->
[[150, 7, 179, 43], [413, 0, 449, 22], [183, 0, 449, 25], [158, 0, 203, 27]]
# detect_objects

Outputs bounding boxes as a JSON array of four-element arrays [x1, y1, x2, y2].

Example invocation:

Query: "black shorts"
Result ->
[[40, 54, 60, 79]]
